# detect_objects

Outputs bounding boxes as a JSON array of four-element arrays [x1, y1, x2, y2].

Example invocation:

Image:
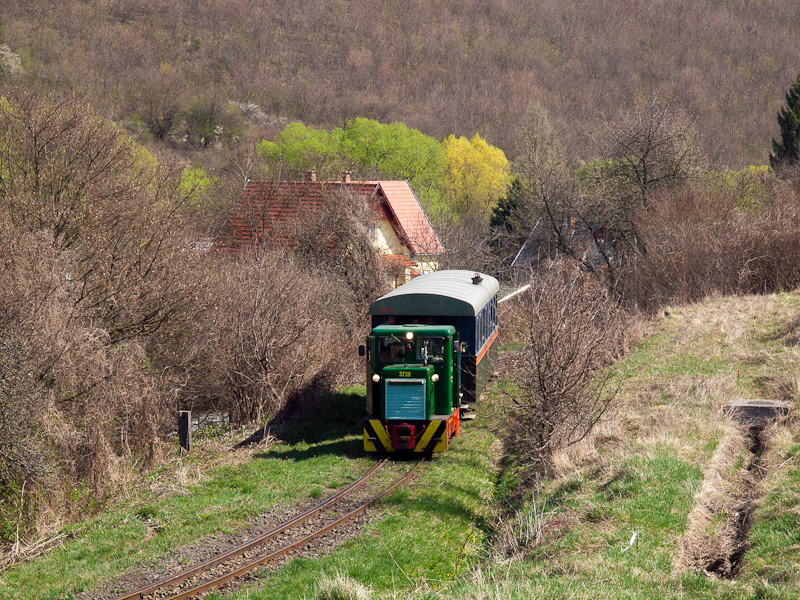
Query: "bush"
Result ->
[[193, 250, 341, 424], [498, 261, 628, 475], [617, 184, 800, 312], [0, 91, 201, 545]]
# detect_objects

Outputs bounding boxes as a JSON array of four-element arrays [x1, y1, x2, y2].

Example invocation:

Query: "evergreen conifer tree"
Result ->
[[770, 73, 800, 169]]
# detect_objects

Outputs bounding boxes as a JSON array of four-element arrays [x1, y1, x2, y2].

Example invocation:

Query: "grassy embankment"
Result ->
[[0, 388, 497, 600], [3, 292, 800, 600], [434, 292, 800, 600]]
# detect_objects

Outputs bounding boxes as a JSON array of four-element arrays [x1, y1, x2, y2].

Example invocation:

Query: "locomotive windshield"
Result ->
[[416, 337, 447, 363], [377, 337, 406, 364], [376, 335, 448, 364]]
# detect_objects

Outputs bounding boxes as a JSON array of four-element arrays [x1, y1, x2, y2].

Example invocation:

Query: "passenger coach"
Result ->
[[362, 270, 500, 454]]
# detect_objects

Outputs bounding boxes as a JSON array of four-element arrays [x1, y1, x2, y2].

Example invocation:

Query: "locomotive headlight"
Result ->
[[405, 331, 414, 340], [372, 374, 381, 382], [431, 374, 440, 382]]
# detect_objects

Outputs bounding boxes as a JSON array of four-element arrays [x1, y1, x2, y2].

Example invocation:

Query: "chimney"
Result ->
[[305, 170, 316, 183], [341, 171, 352, 183]]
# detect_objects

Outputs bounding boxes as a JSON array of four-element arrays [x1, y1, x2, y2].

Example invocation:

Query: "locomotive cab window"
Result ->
[[416, 337, 447, 363], [377, 337, 405, 364]]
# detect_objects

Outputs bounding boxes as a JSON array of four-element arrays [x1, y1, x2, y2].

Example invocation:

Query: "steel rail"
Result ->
[[111, 458, 388, 600], [165, 459, 424, 600]]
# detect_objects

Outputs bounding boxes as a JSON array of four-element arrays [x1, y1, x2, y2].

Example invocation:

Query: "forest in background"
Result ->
[[2, 0, 800, 169]]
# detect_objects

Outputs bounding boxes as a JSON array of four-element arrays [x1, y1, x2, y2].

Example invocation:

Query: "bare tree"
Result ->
[[0, 91, 205, 343], [499, 102, 612, 277], [588, 99, 709, 253], [203, 250, 339, 424], [498, 261, 628, 474], [432, 210, 502, 275], [0, 91, 207, 543], [280, 186, 389, 318]]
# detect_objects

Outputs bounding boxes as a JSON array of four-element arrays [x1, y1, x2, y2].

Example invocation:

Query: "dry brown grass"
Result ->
[[675, 420, 771, 578], [599, 292, 800, 580]]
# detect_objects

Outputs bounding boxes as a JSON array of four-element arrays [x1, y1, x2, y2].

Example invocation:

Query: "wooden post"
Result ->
[[179, 410, 192, 453]]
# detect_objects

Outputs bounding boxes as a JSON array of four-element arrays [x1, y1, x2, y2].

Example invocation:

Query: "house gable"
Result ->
[[374, 181, 444, 257]]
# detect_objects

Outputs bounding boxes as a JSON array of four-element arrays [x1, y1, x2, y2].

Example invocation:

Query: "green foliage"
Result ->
[[185, 97, 244, 148], [340, 118, 446, 193], [489, 177, 532, 259], [576, 158, 609, 187], [770, 72, 800, 169], [490, 177, 525, 233], [180, 166, 214, 195], [715, 165, 773, 209], [257, 122, 346, 175], [257, 118, 446, 208], [442, 133, 511, 221]]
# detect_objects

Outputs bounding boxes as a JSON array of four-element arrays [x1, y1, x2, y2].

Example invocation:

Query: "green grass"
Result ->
[[224, 427, 498, 599], [402, 292, 800, 600], [0, 390, 375, 599]]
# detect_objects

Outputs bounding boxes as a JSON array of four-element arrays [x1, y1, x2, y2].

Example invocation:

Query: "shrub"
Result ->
[[498, 261, 628, 475], [197, 250, 340, 424], [617, 184, 800, 312], [0, 91, 202, 544]]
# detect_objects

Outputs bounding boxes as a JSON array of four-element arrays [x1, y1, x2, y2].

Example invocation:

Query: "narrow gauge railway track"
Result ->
[[110, 458, 423, 600]]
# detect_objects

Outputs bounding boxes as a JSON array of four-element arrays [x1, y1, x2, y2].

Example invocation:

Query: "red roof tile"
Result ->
[[371, 181, 444, 255], [214, 179, 443, 257]]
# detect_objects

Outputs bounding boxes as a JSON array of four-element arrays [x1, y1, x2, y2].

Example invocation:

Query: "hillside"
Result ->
[[2, 0, 799, 167], [2, 292, 799, 599]]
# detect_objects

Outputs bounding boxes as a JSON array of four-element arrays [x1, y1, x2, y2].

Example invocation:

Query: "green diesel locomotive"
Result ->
[[362, 270, 499, 455]]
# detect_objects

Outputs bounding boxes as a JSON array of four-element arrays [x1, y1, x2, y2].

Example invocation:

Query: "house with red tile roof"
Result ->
[[214, 172, 443, 285]]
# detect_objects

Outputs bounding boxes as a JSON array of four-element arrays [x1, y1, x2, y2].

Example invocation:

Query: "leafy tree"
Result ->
[[490, 177, 527, 234], [340, 118, 446, 200], [770, 72, 800, 170], [185, 95, 244, 148], [256, 118, 446, 209], [257, 121, 346, 177], [442, 133, 511, 221]]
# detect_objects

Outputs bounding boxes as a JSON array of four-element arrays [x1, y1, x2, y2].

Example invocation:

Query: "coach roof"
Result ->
[[369, 270, 499, 317]]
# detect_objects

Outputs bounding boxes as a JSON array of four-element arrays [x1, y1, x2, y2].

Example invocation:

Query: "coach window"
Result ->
[[477, 308, 487, 350]]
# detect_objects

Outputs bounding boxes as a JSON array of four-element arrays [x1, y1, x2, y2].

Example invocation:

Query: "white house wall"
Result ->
[[375, 219, 410, 257]]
